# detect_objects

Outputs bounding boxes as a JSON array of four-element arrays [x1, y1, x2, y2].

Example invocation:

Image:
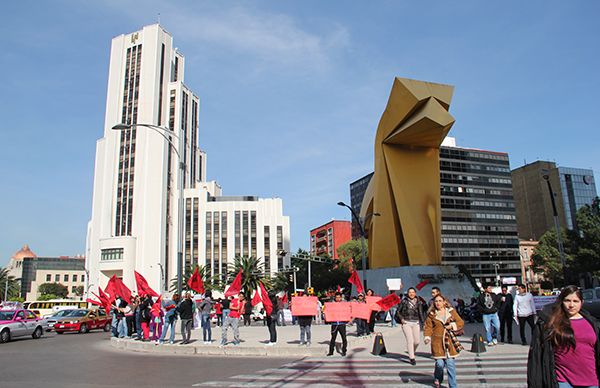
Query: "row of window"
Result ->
[[45, 273, 85, 283]]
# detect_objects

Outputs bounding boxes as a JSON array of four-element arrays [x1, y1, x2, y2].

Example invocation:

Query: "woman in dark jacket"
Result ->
[[527, 285, 600, 388], [139, 295, 153, 341], [398, 287, 427, 365]]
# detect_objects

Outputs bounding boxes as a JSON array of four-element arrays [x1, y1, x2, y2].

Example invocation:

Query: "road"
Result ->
[[0, 331, 294, 388]]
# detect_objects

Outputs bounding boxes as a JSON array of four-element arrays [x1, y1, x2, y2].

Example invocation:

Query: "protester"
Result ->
[[199, 290, 214, 344], [221, 296, 231, 322], [498, 285, 514, 344], [354, 293, 368, 337], [158, 293, 179, 345], [514, 283, 537, 346], [178, 292, 194, 344], [277, 296, 286, 326], [243, 295, 253, 326], [429, 287, 441, 307], [128, 295, 139, 338], [215, 299, 223, 326], [221, 293, 242, 346], [110, 295, 121, 337], [424, 293, 464, 388], [297, 293, 314, 346], [327, 292, 348, 357], [117, 297, 130, 338], [528, 285, 600, 388], [388, 290, 399, 327], [478, 283, 500, 346], [150, 300, 163, 341], [139, 294, 152, 340], [366, 289, 378, 334], [398, 287, 426, 365], [265, 291, 278, 346]]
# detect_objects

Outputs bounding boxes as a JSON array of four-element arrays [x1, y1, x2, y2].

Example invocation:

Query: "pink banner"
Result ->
[[366, 296, 382, 311], [291, 296, 318, 316], [350, 302, 371, 321], [324, 302, 352, 322]]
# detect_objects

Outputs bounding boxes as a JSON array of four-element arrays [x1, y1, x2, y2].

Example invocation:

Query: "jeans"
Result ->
[[135, 309, 142, 336], [222, 309, 230, 322], [277, 310, 286, 326], [221, 315, 240, 345], [329, 324, 347, 354], [389, 307, 398, 327], [300, 324, 312, 343], [118, 317, 128, 338], [266, 315, 277, 343], [181, 318, 193, 343], [557, 382, 598, 388], [518, 314, 536, 344], [482, 313, 500, 343], [111, 313, 119, 337], [356, 319, 367, 336], [434, 358, 457, 388], [159, 318, 176, 343], [201, 313, 212, 342], [216, 314, 223, 326]]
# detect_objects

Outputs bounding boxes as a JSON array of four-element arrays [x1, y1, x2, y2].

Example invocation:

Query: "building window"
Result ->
[[101, 248, 124, 261], [46, 274, 51, 282], [72, 274, 77, 282], [264, 226, 271, 274], [81, 274, 85, 283], [72, 286, 77, 293], [64, 274, 69, 282], [206, 212, 212, 274], [243, 211, 249, 257], [277, 226, 283, 270], [55, 274, 60, 282], [235, 211, 241, 257]]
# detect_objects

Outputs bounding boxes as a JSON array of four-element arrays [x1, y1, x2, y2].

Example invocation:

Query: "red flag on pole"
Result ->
[[259, 282, 273, 315], [281, 293, 288, 305], [376, 293, 401, 311], [104, 275, 118, 301], [224, 270, 243, 298], [96, 287, 112, 313], [415, 279, 430, 291], [187, 267, 205, 294], [348, 270, 364, 295], [251, 290, 262, 307], [86, 298, 102, 306], [135, 271, 159, 297], [337, 285, 341, 293], [151, 296, 162, 317], [114, 276, 132, 302]]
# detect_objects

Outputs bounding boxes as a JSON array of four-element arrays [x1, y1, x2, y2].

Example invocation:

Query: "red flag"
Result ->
[[135, 271, 159, 297], [114, 276, 132, 302], [415, 279, 430, 291], [95, 288, 112, 313], [187, 267, 205, 294], [86, 298, 102, 306], [376, 293, 401, 311], [104, 275, 118, 301], [259, 282, 273, 315], [151, 296, 162, 317], [224, 270, 243, 298], [348, 270, 364, 295], [281, 293, 288, 304], [337, 285, 341, 293], [251, 290, 262, 307]]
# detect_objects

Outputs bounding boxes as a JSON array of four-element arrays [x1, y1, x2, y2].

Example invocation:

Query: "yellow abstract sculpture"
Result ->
[[361, 77, 455, 268]]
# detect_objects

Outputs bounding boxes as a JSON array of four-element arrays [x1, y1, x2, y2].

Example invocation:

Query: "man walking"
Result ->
[[221, 293, 242, 346], [327, 292, 348, 357], [478, 283, 500, 346], [177, 292, 194, 344], [513, 284, 536, 346], [498, 285, 514, 343]]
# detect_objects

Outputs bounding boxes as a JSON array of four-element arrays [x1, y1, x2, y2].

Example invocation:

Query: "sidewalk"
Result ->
[[110, 320, 529, 358]]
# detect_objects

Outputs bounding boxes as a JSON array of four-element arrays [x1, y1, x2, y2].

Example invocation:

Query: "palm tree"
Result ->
[[227, 256, 265, 298], [0, 267, 21, 301]]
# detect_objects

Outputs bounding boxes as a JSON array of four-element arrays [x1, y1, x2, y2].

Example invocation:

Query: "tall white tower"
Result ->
[[86, 24, 203, 293]]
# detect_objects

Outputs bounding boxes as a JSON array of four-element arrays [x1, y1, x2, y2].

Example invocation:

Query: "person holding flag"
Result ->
[[258, 282, 278, 346]]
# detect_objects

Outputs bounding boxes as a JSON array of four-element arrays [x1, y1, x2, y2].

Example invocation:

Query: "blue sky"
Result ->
[[1, 1, 599, 266]]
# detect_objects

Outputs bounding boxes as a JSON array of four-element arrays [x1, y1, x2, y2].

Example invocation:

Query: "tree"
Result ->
[[170, 264, 219, 293], [227, 256, 264, 298], [337, 239, 368, 269], [38, 282, 68, 298], [74, 286, 84, 297], [0, 267, 21, 301]]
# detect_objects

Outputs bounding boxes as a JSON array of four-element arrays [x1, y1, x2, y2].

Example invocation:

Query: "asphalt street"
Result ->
[[0, 331, 295, 388]]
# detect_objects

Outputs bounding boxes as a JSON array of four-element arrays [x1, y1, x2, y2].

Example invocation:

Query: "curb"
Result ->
[[110, 337, 327, 357]]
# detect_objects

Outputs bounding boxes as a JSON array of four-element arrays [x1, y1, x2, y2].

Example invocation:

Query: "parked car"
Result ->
[[54, 309, 111, 334], [42, 308, 78, 332], [0, 309, 47, 343], [582, 288, 600, 319]]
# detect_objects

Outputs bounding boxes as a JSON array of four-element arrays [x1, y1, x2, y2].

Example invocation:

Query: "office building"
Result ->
[[349, 137, 521, 284], [20, 257, 86, 300], [309, 220, 352, 259], [183, 183, 291, 279], [349, 173, 374, 240], [511, 161, 597, 240], [86, 24, 203, 293]]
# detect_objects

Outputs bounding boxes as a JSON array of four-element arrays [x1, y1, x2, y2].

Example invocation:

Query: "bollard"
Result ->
[[470, 333, 487, 355], [372, 332, 387, 356]]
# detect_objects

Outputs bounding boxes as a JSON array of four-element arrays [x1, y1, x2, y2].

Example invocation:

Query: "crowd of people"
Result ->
[[108, 282, 600, 388]]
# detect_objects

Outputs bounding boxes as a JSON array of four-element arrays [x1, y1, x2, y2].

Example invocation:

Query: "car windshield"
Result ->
[[0, 311, 16, 321], [52, 310, 74, 318], [65, 310, 87, 317]]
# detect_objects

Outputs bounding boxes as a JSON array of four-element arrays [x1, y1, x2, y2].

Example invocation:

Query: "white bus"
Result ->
[[23, 299, 88, 317]]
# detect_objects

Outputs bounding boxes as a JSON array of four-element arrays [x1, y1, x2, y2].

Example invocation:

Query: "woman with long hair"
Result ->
[[398, 287, 427, 365], [528, 285, 600, 388], [423, 293, 464, 388]]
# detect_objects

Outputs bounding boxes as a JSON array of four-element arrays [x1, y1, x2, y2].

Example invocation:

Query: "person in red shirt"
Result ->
[[220, 294, 242, 346], [215, 300, 223, 326]]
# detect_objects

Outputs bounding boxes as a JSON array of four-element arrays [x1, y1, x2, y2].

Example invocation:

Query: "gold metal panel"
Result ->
[[362, 77, 455, 268]]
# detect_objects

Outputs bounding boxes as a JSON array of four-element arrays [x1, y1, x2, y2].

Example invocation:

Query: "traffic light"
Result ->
[[307, 287, 314, 295]]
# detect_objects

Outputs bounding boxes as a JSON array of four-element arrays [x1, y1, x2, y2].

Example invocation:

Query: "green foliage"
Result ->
[[227, 256, 265, 298], [289, 248, 351, 294], [74, 286, 84, 297], [38, 294, 60, 301], [336, 239, 367, 269], [170, 264, 220, 293], [38, 282, 68, 298], [532, 197, 600, 287], [0, 267, 21, 301]]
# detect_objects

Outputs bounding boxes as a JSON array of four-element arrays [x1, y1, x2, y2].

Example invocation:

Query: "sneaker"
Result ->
[[326, 352, 334, 356], [492, 339, 498, 345], [306, 342, 311, 347], [266, 342, 275, 346], [169, 340, 174, 345], [410, 359, 416, 366], [341, 352, 347, 357], [299, 342, 306, 346], [233, 341, 240, 346]]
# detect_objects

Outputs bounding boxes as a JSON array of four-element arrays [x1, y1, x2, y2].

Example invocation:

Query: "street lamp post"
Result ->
[[157, 263, 165, 292], [541, 171, 568, 283], [112, 123, 185, 296], [337, 201, 380, 290]]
